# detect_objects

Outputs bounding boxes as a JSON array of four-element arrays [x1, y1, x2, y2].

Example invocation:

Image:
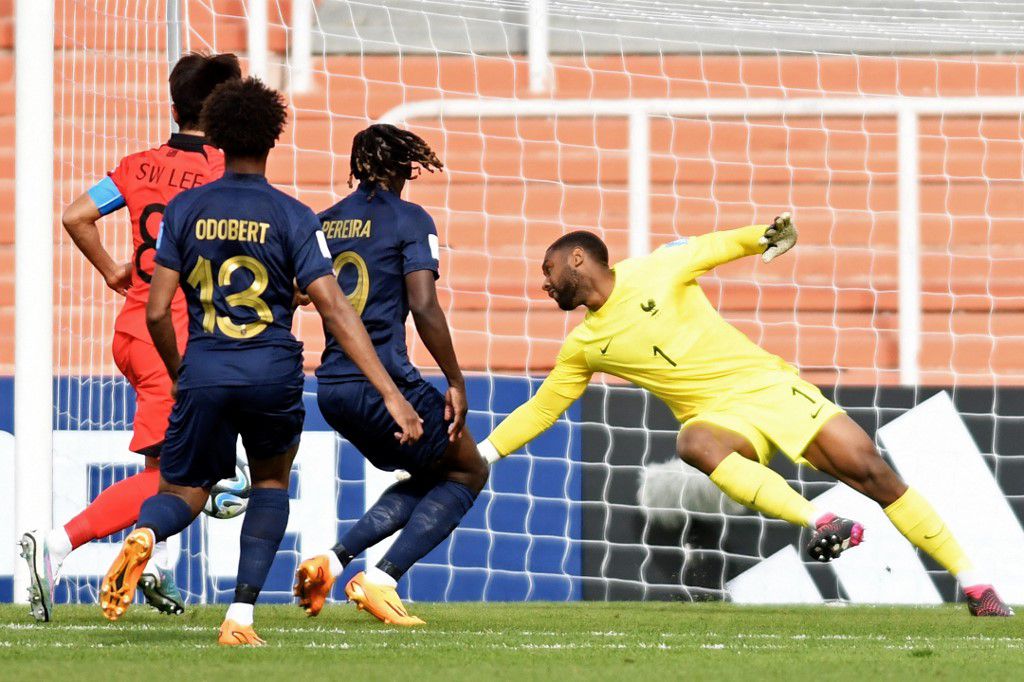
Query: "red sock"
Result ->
[[63, 468, 160, 549]]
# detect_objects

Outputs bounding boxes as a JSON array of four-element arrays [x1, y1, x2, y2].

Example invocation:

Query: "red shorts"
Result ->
[[111, 332, 177, 456]]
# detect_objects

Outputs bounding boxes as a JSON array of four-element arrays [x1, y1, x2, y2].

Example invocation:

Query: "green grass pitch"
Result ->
[[0, 603, 1021, 680]]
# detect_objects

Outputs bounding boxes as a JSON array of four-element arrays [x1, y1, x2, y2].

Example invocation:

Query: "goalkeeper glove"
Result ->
[[759, 211, 797, 263]]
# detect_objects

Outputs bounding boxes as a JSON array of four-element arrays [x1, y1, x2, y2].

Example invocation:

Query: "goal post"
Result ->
[[12, 0, 55, 605], [12, 0, 185, 606]]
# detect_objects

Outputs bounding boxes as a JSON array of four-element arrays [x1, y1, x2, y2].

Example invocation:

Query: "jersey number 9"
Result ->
[[333, 251, 369, 315], [186, 255, 274, 338]]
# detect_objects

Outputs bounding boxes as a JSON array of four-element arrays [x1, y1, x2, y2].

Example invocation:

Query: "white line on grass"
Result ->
[[0, 623, 574, 638]]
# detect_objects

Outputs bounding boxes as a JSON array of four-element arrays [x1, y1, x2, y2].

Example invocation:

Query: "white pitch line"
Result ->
[[0, 639, 677, 652], [5, 641, 1020, 653], [0, 623, 580, 638], [4, 623, 1022, 653]]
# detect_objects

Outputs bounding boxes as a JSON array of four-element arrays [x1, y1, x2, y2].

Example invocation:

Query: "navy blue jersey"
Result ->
[[155, 171, 333, 389], [315, 182, 439, 384]]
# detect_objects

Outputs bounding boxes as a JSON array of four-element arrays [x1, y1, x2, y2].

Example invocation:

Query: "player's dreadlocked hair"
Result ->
[[201, 77, 287, 159], [349, 123, 443, 197]]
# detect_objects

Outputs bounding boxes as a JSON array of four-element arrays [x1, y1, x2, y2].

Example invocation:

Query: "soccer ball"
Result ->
[[203, 456, 251, 520], [638, 459, 748, 529]]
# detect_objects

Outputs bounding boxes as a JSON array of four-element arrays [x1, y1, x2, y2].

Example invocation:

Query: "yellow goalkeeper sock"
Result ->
[[884, 487, 973, 578], [709, 452, 818, 528]]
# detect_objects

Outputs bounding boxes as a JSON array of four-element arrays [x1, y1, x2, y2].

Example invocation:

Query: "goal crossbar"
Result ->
[[381, 95, 1024, 386]]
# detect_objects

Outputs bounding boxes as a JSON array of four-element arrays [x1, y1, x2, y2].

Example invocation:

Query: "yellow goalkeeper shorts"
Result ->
[[682, 372, 845, 466]]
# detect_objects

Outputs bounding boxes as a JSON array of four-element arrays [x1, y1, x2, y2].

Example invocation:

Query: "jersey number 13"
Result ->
[[186, 255, 273, 338]]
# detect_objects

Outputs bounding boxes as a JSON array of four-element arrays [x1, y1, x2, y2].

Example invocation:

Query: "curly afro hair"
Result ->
[[349, 124, 443, 197], [200, 77, 287, 158]]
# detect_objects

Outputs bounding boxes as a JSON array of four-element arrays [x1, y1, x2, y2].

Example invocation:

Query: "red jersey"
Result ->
[[106, 133, 224, 341]]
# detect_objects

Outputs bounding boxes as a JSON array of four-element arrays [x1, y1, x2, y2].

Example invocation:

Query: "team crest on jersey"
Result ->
[[641, 299, 658, 315]]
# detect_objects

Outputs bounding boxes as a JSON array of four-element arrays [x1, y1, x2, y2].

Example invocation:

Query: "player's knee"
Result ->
[[447, 465, 488, 494], [463, 448, 490, 493], [842, 443, 903, 499], [471, 466, 489, 494], [442, 440, 490, 494], [676, 427, 728, 474], [248, 446, 298, 489], [161, 486, 207, 516], [863, 456, 904, 499]]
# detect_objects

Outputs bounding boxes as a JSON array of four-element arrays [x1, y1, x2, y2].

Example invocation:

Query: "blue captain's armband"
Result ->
[[87, 176, 126, 216], [663, 237, 689, 248]]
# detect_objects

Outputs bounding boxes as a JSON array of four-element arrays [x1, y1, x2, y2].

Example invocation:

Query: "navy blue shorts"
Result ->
[[161, 381, 305, 488], [317, 378, 450, 475]]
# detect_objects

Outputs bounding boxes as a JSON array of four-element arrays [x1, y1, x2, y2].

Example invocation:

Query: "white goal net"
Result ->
[[33, 0, 1024, 606]]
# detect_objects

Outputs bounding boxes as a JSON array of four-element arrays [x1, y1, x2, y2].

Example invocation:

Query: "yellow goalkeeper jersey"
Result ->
[[488, 225, 798, 456]]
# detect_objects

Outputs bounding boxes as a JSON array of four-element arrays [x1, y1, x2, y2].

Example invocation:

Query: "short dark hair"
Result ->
[[200, 77, 287, 158], [169, 52, 241, 129], [547, 231, 609, 266], [350, 124, 443, 197]]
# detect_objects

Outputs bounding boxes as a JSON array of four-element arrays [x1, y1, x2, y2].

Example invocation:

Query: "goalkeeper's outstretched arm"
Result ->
[[669, 212, 797, 283], [478, 339, 593, 464]]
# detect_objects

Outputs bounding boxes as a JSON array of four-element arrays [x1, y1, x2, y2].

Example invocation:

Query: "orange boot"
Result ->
[[344, 571, 424, 626], [218, 619, 266, 646], [293, 554, 336, 617], [99, 528, 154, 621]]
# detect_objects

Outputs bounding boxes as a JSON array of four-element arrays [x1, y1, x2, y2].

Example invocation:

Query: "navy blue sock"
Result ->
[[234, 487, 290, 604], [378, 480, 477, 581], [136, 493, 195, 542], [333, 478, 432, 566]]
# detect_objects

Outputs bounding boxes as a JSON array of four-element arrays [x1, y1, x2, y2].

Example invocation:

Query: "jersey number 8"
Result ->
[[186, 255, 273, 338]]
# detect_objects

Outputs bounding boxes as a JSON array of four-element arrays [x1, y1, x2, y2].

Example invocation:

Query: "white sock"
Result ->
[[365, 566, 398, 588], [326, 552, 343, 577], [45, 527, 73, 564], [225, 602, 254, 626], [151, 541, 168, 572], [957, 569, 987, 591]]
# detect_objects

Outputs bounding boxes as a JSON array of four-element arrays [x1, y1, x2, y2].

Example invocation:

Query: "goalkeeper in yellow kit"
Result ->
[[477, 215, 1012, 616]]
